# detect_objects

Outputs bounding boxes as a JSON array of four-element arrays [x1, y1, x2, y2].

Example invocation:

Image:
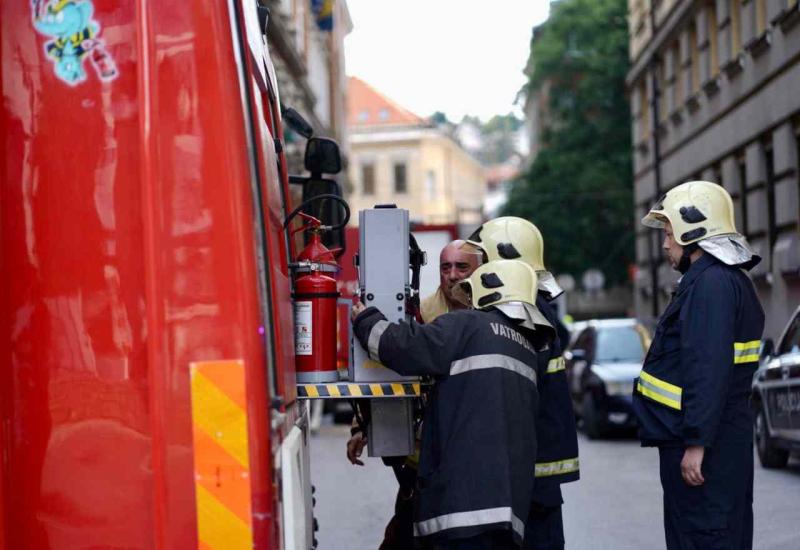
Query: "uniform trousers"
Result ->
[[524, 503, 564, 550], [430, 530, 517, 550], [658, 441, 753, 550]]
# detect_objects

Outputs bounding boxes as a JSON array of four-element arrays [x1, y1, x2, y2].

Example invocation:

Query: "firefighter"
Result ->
[[351, 260, 555, 549], [633, 180, 764, 550], [346, 240, 481, 549], [462, 217, 579, 550]]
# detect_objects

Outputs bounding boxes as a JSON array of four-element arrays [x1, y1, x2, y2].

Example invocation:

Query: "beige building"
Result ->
[[628, 0, 800, 337], [346, 77, 486, 230]]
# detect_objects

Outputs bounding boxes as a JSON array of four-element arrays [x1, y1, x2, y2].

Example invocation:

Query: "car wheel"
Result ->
[[582, 393, 607, 440], [754, 406, 789, 469]]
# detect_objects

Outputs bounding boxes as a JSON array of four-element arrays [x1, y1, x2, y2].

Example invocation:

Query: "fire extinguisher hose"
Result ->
[[282, 193, 351, 230]]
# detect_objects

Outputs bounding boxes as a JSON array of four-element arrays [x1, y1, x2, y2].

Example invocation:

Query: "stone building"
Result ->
[[628, 0, 800, 336], [264, 0, 353, 172]]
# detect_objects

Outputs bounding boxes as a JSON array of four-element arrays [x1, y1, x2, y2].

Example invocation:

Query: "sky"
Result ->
[[344, 0, 551, 122]]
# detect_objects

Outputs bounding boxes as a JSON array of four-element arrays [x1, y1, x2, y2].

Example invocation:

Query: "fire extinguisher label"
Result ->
[[294, 301, 313, 355]]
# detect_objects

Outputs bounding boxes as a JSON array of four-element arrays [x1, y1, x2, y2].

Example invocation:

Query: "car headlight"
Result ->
[[604, 380, 633, 397]]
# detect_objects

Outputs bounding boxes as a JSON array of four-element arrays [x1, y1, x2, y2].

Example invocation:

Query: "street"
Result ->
[[310, 423, 800, 550]]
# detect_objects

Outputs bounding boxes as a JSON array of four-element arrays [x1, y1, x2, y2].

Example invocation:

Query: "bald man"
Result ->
[[420, 239, 483, 322]]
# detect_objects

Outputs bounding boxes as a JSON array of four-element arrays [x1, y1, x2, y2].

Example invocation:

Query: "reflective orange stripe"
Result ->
[[190, 360, 253, 550]]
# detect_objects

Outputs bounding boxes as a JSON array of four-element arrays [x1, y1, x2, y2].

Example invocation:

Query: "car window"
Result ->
[[595, 326, 647, 363], [573, 329, 592, 353], [778, 312, 800, 355]]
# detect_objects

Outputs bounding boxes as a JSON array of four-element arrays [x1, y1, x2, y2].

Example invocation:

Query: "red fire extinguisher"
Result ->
[[290, 212, 341, 383]]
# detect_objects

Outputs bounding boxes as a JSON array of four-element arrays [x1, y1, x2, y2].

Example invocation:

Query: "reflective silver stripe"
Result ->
[[367, 320, 390, 361], [449, 354, 537, 385], [535, 457, 579, 477], [413, 507, 524, 539]]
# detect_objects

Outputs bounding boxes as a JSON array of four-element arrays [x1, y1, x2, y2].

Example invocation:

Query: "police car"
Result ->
[[751, 305, 800, 468]]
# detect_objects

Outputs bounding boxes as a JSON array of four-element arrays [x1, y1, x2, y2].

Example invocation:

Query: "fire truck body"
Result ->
[[1, 1, 312, 548]]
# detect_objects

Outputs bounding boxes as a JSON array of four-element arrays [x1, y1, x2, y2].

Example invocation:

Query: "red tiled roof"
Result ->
[[347, 76, 427, 127]]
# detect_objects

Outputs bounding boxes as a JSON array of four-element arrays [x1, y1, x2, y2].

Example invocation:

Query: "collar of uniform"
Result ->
[[676, 253, 717, 295]]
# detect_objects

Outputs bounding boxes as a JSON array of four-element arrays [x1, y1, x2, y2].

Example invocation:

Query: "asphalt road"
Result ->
[[310, 422, 800, 550]]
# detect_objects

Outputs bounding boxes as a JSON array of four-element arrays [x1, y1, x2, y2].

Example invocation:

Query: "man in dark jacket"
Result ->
[[352, 260, 554, 549], [463, 217, 580, 550], [633, 181, 764, 550]]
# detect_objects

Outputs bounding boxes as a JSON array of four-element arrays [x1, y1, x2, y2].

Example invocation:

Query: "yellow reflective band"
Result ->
[[546, 357, 565, 374], [639, 370, 682, 396], [535, 457, 579, 477], [328, 385, 341, 397], [637, 371, 682, 411], [637, 381, 681, 411], [734, 340, 761, 364], [369, 383, 384, 396], [734, 340, 761, 351]]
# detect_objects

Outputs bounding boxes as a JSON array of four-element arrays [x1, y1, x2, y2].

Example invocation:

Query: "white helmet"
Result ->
[[452, 260, 552, 332], [642, 180, 759, 268], [464, 217, 563, 298]]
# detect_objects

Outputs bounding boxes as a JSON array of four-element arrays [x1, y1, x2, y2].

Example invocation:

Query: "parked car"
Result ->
[[751, 305, 800, 468], [565, 319, 651, 438]]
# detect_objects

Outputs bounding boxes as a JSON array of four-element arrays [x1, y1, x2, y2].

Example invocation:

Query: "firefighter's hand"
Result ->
[[351, 300, 366, 319], [346, 431, 367, 466], [681, 445, 705, 486]]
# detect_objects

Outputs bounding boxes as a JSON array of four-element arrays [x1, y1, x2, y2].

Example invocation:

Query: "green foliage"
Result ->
[[503, 0, 633, 285], [429, 111, 451, 125]]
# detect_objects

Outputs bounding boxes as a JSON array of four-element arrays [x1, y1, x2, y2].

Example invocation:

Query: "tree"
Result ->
[[503, 0, 633, 286]]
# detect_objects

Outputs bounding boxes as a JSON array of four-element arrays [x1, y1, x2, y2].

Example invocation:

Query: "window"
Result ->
[[393, 162, 407, 193], [657, 60, 667, 122], [596, 326, 647, 363], [689, 23, 700, 94], [756, 0, 767, 35], [712, 162, 723, 186], [765, 141, 777, 251], [777, 313, 800, 355], [737, 153, 749, 235], [729, 0, 742, 54], [358, 110, 369, 122], [639, 80, 650, 137], [378, 108, 390, 121], [672, 42, 683, 107], [361, 163, 375, 195], [425, 170, 437, 199], [707, 2, 719, 75]]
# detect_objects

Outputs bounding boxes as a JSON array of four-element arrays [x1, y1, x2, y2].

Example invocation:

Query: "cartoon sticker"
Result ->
[[31, 0, 118, 86]]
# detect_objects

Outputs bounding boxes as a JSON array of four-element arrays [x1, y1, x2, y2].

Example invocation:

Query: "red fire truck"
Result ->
[[1, 1, 373, 548]]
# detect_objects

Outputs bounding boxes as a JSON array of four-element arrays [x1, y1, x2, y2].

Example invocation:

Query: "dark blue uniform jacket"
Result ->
[[632, 254, 765, 447], [531, 297, 579, 507], [353, 306, 550, 545]]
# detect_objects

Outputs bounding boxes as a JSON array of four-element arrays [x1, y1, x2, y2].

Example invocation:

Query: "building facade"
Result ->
[[628, 0, 800, 337], [346, 77, 486, 232], [265, 0, 353, 172]]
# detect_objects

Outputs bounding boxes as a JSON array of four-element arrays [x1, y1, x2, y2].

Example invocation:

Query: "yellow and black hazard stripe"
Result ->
[[297, 382, 421, 399]]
